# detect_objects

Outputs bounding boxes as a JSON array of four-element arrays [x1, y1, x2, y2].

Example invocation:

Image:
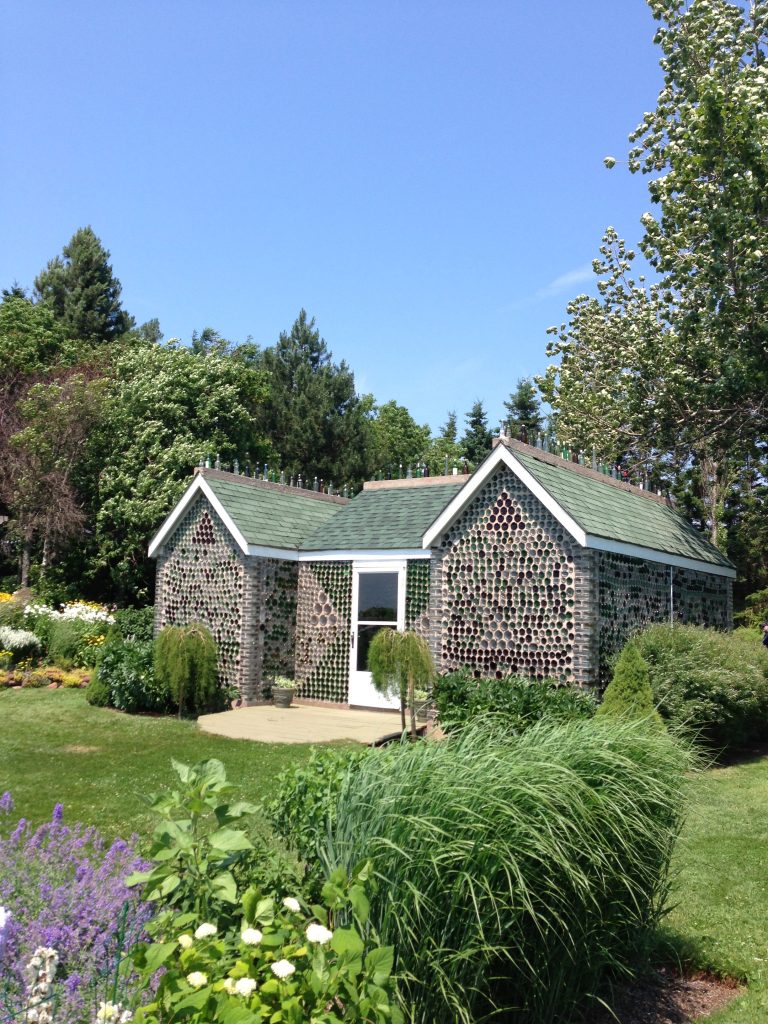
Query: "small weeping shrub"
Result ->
[[367, 629, 434, 736], [154, 623, 219, 716], [322, 717, 693, 1024]]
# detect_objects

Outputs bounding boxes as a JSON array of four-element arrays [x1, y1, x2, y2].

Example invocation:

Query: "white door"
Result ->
[[348, 561, 405, 709]]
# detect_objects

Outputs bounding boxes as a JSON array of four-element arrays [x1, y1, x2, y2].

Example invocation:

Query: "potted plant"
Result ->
[[272, 674, 296, 708]]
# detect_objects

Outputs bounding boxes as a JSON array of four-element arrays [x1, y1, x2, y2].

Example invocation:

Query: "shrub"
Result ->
[[266, 747, 371, 891], [0, 794, 151, 1024], [47, 617, 109, 668], [323, 717, 692, 1024], [154, 623, 220, 716], [86, 674, 112, 707], [735, 587, 768, 629], [433, 669, 597, 733], [597, 643, 664, 727], [633, 624, 768, 750], [112, 606, 155, 644], [98, 634, 169, 714], [0, 626, 41, 663]]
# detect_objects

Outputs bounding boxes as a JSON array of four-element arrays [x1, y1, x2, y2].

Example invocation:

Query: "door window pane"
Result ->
[[357, 624, 396, 672], [358, 573, 398, 621]]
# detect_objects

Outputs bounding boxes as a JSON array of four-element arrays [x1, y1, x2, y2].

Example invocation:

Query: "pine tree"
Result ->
[[461, 400, 493, 468], [256, 310, 375, 485], [34, 226, 134, 346], [504, 377, 543, 440]]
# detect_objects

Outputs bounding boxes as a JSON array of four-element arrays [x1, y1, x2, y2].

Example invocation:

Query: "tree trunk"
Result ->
[[20, 541, 30, 588], [399, 694, 406, 734], [408, 671, 417, 739]]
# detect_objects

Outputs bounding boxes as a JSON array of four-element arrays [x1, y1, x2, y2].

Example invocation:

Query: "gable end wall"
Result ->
[[431, 466, 592, 684]]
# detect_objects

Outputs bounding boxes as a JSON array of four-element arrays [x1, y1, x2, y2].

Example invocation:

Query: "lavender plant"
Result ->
[[0, 793, 151, 1024]]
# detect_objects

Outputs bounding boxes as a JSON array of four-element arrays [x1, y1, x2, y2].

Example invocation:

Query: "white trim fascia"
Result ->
[[148, 475, 251, 558], [584, 534, 737, 579], [148, 476, 205, 558], [247, 545, 299, 561], [298, 548, 430, 562], [422, 445, 588, 549]]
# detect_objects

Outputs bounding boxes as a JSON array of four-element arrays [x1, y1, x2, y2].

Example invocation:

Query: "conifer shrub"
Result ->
[[597, 643, 664, 728], [153, 622, 220, 716], [85, 673, 112, 707]]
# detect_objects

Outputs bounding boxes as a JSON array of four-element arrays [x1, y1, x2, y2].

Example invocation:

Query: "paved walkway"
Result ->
[[197, 703, 403, 745]]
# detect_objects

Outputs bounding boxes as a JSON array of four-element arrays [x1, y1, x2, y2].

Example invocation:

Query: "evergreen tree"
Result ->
[[596, 643, 664, 728], [461, 400, 493, 468], [256, 310, 375, 485], [504, 377, 543, 440], [34, 226, 134, 346]]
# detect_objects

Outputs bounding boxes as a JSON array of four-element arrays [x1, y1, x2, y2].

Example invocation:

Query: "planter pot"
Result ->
[[273, 686, 295, 709], [415, 700, 432, 722]]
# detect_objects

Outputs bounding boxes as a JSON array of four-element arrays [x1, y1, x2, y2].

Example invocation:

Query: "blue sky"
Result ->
[[2, 1, 662, 433]]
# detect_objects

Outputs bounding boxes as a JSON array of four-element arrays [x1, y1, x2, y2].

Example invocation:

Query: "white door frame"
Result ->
[[348, 559, 406, 709]]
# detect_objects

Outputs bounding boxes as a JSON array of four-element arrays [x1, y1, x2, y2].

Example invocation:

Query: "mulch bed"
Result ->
[[593, 967, 744, 1024]]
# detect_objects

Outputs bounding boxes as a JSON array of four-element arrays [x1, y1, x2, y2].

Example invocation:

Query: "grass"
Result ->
[[660, 748, 768, 1022], [325, 717, 692, 1024], [0, 688, 320, 841], [2, 690, 768, 1021]]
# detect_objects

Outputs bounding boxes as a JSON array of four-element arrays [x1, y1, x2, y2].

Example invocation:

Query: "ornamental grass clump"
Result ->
[[0, 794, 151, 1024], [154, 623, 219, 716], [323, 717, 693, 1024]]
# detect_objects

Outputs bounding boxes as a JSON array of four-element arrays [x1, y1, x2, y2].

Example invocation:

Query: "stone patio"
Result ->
[[197, 702, 403, 745]]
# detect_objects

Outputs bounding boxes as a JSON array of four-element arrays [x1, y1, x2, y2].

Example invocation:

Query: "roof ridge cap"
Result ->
[[500, 439, 673, 508], [197, 467, 349, 505]]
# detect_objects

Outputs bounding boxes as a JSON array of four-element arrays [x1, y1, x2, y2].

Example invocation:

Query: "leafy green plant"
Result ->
[[266, 747, 370, 894], [597, 643, 664, 727], [367, 629, 434, 736], [433, 670, 597, 734], [112, 606, 155, 644], [98, 634, 170, 714], [634, 624, 768, 750], [130, 861, 401, 1024], [735, 587, 768, 629], [323, 717, 693, 1024], [126, 758, 259, 924], [154, 623, 219, 716], [48, 617, 107, 668]]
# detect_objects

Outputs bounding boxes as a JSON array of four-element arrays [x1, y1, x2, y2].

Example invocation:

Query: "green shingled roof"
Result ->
[[301, 483, 465, 550], [511, 448, 733, 570], [204, 477, 343, 550]]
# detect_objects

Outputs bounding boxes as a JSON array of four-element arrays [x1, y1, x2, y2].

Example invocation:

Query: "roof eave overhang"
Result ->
[[148, 475, 250, 558], [298, 548, 430, 562], [583, 534, 737, 579]]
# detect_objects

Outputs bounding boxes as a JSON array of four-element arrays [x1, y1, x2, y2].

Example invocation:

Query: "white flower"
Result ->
[[235, 977, 257, 997], [271, 959, 296, 979], [222, 978, 237, 995], [96, 1003, 118, 1022], [241, 927, 263, 945], [186, 971, 208, 988], [305, 923, 333, 944], [178, 933, 193, 949], [194, 922, 217, 939], [282, 897, 301, 913]]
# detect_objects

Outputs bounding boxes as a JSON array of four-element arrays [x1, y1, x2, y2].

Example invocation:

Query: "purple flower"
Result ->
[[0, 792, 13, 815], [0, 793, 152, 1024]]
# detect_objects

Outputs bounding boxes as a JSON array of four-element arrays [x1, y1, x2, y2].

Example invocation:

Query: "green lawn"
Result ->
[[0, 688, 321, 840], [660, 752, 768, 1022], [1, 690, 767, 1021]]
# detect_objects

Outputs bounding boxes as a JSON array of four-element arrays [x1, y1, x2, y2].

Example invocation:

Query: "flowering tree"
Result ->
[[540, 0, 768, 548]]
